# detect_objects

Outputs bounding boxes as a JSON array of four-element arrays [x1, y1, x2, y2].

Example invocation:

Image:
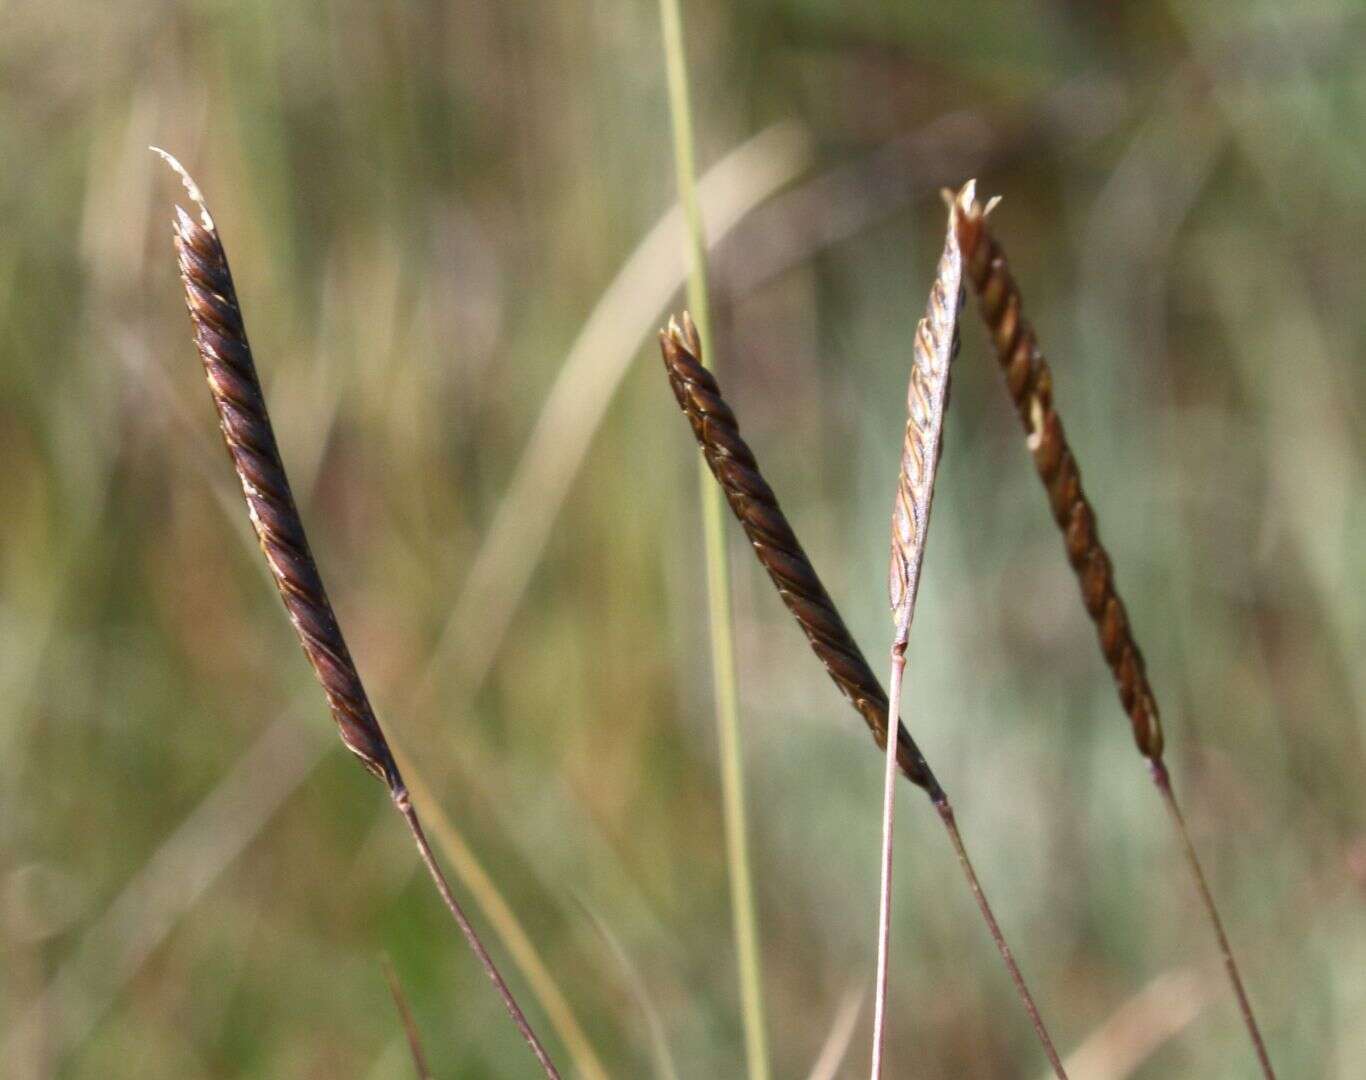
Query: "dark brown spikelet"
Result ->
[[157, 150, 402, 791], [955, 193, 1163, 761], [156, 151, 561, 1076], [659, 313, 942, 799], [889, 184, 967, 631]]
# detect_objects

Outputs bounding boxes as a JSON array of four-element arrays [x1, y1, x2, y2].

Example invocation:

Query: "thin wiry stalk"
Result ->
[[934, 800, 1065, 1078], [872, 186, 966, 1080], [154, 149, 561, 1080], [657, 2, 770, 1076], [955, 191, 1274, 1078], [381, 957, 433, 1080], [659, 313, 1066, 1077], [870, 646, 909, 1080], [392, 745, 612, 1080]]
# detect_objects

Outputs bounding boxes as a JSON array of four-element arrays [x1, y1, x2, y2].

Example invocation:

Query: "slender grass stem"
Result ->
[[934, 800, 1067, 1078], [1150, 762, 1275, 1077], [870, 637, 907, 1080], [397, 796, 561, 1078], [657, 4, 770, 1078], [392, 745, 611, 1080], [871, 187, 959, 1079]]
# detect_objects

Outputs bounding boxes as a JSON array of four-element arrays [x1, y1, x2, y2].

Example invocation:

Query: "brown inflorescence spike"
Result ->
[[955, 193, 1163, 761], [956, 189, 1277, 1079], [659, 312, 942, 800], [161, 152, 402, 790], [156, 148, 562, 1078]]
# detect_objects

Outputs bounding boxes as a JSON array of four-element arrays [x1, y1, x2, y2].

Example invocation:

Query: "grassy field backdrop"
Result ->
[[2, 1, 1363, 1076]]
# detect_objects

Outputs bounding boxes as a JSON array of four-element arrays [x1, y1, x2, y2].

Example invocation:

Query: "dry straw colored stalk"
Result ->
[[659, 305, 1066, 1078], [871, 184, 966, 1080], [955, 190, 1275, 1078], [154, 149, 561, 1080]]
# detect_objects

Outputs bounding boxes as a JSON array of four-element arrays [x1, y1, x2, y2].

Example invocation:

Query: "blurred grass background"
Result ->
[[2, 1, 1364, 1076]]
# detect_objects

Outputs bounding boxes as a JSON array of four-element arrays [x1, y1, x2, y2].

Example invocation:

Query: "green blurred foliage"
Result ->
[[1, 1, 1363, 1076]]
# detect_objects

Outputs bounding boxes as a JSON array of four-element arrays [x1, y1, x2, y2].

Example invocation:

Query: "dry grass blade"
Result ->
[[871, 184, 966, 1080], [382, 957, 433, 1080], [1040, 965, 1216, 1080], [656, 8, 770, 1069], [659, 307, 1066, 1076], [805, 983, 865, 1080], [154, 148, 561, 1080], [955, 189, 1275, 1078]]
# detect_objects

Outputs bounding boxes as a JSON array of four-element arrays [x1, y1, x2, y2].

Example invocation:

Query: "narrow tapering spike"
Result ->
[[658, 314, 941, 795], [955, 187, 1275, 1079], [660, 292, 1065, 1078], [955, 189, 1162, 760], [872, 185, 1032, 1080], [163, 155, 401, 790], [888, 184, 965, 632], [156, 151, 562, 1079]]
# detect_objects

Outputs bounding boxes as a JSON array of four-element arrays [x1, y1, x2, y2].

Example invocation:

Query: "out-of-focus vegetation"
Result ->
[[2, 2, 1363, 1076]]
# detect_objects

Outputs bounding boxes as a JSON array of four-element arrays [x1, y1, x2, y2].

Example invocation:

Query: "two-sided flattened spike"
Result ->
[[155, 148, 403, 791], [954, 187, 1162, 760], [888, 182, 969, 634]]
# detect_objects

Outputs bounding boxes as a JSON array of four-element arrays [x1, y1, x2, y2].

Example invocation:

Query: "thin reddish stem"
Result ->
[[1149, 762, 1275, 1078], [932, 799, 1068, 1078], [396, 791, 562, 1079]]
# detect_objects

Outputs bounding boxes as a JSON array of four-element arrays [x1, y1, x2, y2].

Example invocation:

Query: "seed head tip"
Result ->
[[172, 203, 200, 240], [151, 146, 215, 232], [958, 179, 977, 212]]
